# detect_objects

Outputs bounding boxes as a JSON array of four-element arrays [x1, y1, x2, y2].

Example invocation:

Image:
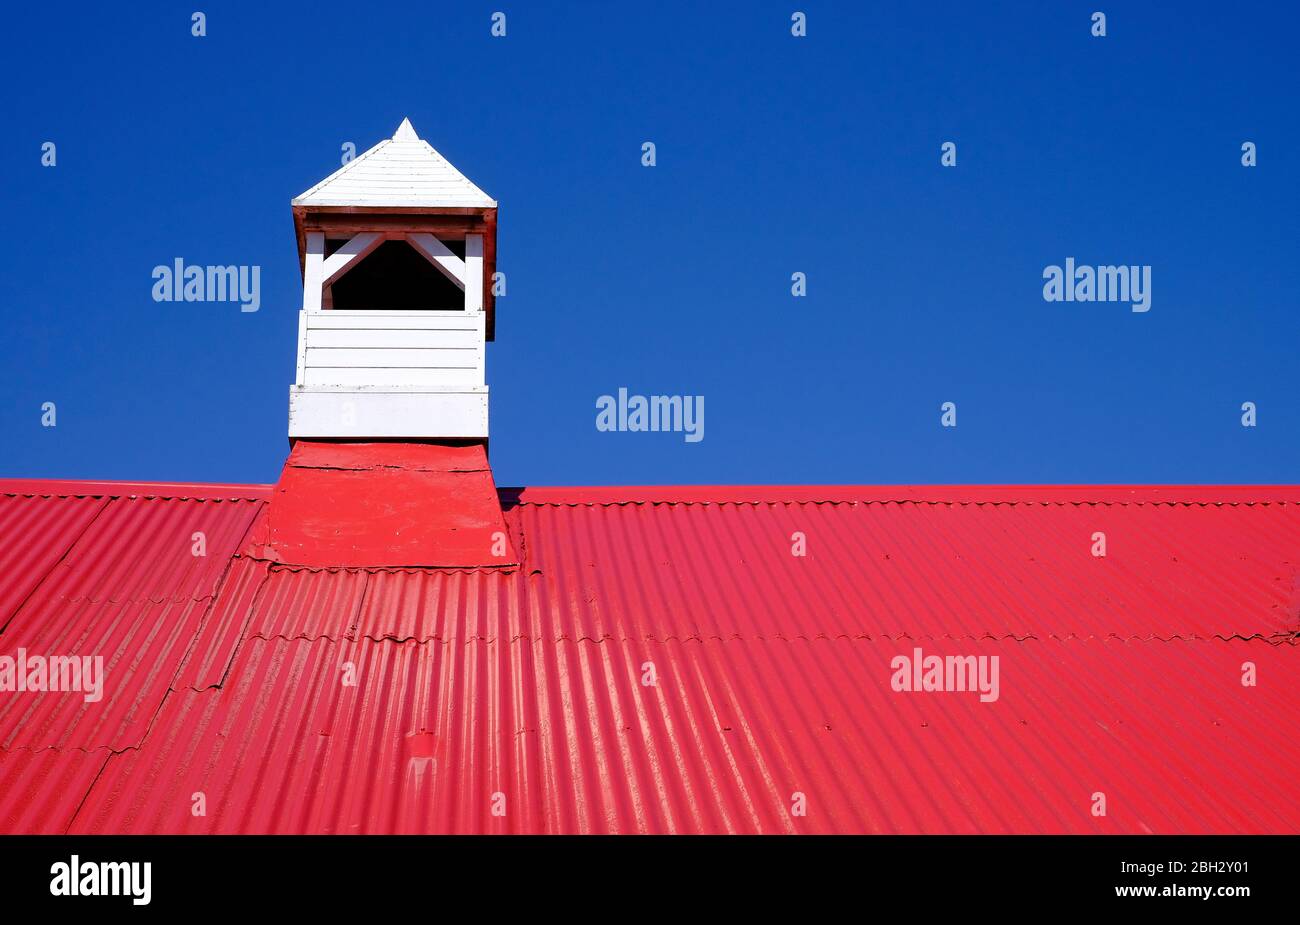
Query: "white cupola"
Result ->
[[287, 118, 498, 441]]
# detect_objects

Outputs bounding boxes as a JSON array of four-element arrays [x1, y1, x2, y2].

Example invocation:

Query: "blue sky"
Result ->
[[2, 2, 1296, 487]]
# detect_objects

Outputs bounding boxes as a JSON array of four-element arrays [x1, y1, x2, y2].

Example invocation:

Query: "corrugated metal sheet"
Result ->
[[0, 495, 104, 630], [21, 495, 260, 606], [3, 479, 1299, 833], [172, 556, 270, 691], [507, 498, 1300, 641], [0, 493, 264, 751], [66, 631, 1300, 834], [0, 748, 110, 835]]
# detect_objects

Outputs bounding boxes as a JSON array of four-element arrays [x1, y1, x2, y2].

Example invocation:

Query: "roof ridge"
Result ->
[[0, 480, 272, 501], [6, 480, 1300, 505], [510, 498, 1296, 508]]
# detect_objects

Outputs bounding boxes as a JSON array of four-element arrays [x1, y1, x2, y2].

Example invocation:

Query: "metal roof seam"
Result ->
[[0, 743, 115, 756], [0, 744, 88, 755], [62, 750, 114, 835], [191, 563, 275, 693], [513, 499, 1291, 508], [253, 562, 523, 577], [245, 631, 459, 644], [208, 630, 1300, 645], [166, 510, 271, 695], [349, 570, 373, 639]]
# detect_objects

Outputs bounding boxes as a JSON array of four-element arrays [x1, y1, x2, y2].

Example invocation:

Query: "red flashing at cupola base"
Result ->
[[242, 441, 516, 568]]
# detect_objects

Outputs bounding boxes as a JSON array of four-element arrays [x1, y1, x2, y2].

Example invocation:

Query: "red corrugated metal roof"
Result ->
[[0, 495, 263, 753], [2, 477, 1298, 833]]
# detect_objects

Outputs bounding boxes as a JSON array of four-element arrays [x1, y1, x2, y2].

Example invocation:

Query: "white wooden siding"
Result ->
[[297, 311, 485, 389], [305, 347, 480, 367], [306, 312, 481, 330], [288, 386, 488, 439], [302, 366, 480, 387], [305, 328, 480, 349]]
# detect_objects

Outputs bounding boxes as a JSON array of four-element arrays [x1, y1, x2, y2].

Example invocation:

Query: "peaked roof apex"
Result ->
[[291, 119, 496, 210], [393, 117, 419, 141]]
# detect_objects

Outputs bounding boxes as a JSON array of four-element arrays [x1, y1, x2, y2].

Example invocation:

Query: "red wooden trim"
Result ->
[[483, 209, 498, 340]]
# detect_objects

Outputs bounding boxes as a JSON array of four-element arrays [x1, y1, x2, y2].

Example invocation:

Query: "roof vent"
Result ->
[[288, 118, 499, 442]]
